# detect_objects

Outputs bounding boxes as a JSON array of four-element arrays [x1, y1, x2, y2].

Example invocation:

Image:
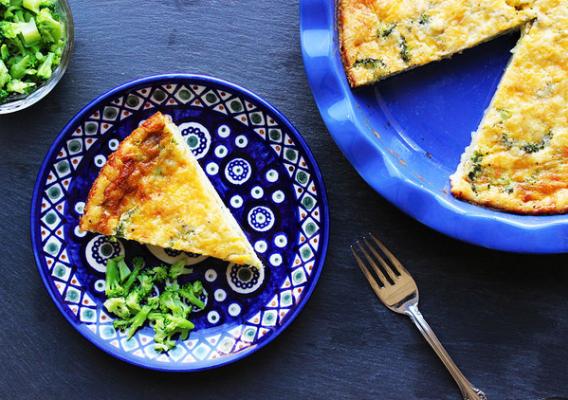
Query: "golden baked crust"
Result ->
[[339, 0, 533, 87], [80, 112, 263, 268], [450, 0, 568, 214]]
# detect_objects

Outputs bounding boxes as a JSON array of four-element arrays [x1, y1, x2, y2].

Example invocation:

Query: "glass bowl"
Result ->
[[0, 0, 74, 114]]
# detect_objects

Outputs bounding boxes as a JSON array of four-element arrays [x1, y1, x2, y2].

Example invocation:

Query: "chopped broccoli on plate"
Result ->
[[103, 256, 205, 352]]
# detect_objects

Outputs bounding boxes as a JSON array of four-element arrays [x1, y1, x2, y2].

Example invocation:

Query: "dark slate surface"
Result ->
[[0, 1, 567, 399]]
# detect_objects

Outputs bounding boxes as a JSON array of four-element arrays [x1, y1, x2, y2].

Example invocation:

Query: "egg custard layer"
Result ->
[[80, 112, 263, 268], [339, 0, 534, 87], [451, 0, 568, 214]]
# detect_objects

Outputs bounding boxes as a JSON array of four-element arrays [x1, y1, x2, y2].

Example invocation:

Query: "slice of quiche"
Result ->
[[80, 112, 263, 269], [339, 0, 534, 87], [451, 0, 568, 214]]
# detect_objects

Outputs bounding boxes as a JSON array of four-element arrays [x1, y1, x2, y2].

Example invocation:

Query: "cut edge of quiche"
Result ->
[[450, 0, 568, 215], [80, 112, 264, 269], [338, 0, 535, 88]]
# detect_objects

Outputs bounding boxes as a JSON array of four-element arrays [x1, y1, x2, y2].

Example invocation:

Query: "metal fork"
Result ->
[[351, 233, 487, 400]]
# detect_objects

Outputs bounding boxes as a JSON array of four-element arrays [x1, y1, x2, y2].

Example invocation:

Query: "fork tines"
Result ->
[[351, 233, 403, 288]]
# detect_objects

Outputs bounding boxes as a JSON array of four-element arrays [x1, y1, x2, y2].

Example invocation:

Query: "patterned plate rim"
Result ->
[[30, 74, 330, 372]]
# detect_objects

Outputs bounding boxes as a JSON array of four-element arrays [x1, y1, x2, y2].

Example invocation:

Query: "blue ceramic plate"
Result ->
[[31, 74, 329, 371], [300, 0, 568, 253]]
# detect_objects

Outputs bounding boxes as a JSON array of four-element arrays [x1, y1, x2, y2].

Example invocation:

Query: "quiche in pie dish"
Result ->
[[339, 0, 567, 214], [79, 112, 263, 269], [339, 0, 534, 87], [451, 0, 568, 214]]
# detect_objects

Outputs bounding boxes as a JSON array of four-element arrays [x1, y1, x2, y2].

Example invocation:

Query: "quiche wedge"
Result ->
[[339, 0, 534, 87], [451, 0, 568, 214], [79, 112, 263, 269]]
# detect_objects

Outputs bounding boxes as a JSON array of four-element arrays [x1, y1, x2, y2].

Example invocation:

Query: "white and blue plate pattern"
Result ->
[[31, 75, 329, 371]]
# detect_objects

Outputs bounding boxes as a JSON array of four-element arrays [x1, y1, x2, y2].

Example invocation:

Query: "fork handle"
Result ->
[[405, 304, 487, 400]]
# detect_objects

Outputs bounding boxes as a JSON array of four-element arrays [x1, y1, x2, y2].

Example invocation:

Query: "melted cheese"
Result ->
[[451, 0, 568, 214], [80, 112, 263, 268], [339, 0, 534, 87]]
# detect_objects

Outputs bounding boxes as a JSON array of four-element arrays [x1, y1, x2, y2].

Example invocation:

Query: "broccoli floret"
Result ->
[[192, 280, 203, 295], [148, 313, 175, 351], [103, 297, 131, 319], [22, 0, 41, 13], [136, 274, 154, 296], [0, 59, 9, 88], [125, 290, 142, 313], [35, 50, 52, 79], [146, 296, 160, 309], [147, 311, 164, 323], [109, 303, 153, 339], [163, 314, 195, 345], [6, 78, 34, 93], [113, 318, 130, 331], [164, 281, 180, 294], [179, 283, 205, 310], [127, 305, 152, 339], [0, 44, 8, 60], [121, 256, 143, 292], [116, 257, 131, 282], [35, 7, 62, 43], [0, 21, 20, 39], [105, 257, 126, 297], [20, 19, 41, 45], [124, 275, 157, 313], [150, 265, 168, 282], [9, 53, 34, 79], [165, 314, 195, 333], [149, 313, 195, 351], [159, 290, 190, 317], [168, 260, 193, 280], [0, 19, 41, 45]]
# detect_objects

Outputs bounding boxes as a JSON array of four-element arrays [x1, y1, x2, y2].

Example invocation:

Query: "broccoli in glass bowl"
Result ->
[[0, 0, 73, 113]]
